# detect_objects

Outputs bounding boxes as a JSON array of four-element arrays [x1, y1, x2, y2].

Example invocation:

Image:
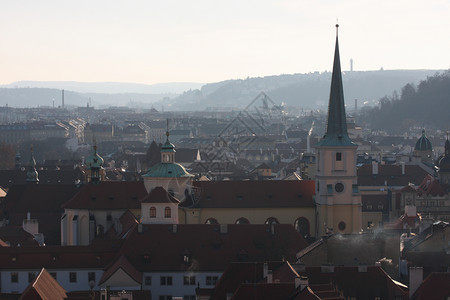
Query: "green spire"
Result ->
[[318, 24, 355, 147]]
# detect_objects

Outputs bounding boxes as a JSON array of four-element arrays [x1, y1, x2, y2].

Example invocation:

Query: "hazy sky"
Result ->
[[1, 0, 449, 85]]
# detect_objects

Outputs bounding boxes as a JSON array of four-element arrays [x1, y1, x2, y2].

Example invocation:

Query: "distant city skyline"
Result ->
[[1, 0, 449, 85]]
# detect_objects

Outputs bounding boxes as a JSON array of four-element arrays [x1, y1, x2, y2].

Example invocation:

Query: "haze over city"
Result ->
[[1, 0, 450, 86]]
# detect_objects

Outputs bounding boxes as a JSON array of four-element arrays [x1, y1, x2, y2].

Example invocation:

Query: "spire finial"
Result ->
[[336, 23, 339, 37]]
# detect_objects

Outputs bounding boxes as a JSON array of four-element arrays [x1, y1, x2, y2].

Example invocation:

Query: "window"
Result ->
[[28, 272, 35, 283], [150, 207, 156, 218], [235, 217, 249, 224], [327, 184, 333, 194], [336, 152, 342, 161], [50, 272, 57, 280], [69, 272, 77, 283], [206, 276, 219, 286], [184, 275, 196, 285], [164, 207, 171, 218], [335, 183, 344, 193], [160, 276, 172, 285], [11, 272, 18, 283], [205, 218, 218, 224], [264, 217, 279, 225], [144, 276, 152, 286], [338, 221, 346, 231], [88, 272, 96, 283]]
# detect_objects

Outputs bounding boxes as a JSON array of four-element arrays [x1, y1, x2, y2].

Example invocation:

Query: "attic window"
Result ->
[[168, 171, 173, 174], [108, 196, 114, 201], [206, 196, 212, 201], [236, 195, 243, 201]]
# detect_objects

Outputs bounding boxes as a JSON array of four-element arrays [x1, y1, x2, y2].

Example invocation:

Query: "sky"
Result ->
[[1, 0, 449, 85]]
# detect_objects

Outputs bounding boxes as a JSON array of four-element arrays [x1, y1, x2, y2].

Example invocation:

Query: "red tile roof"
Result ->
[[210, 261, 286, 300], [119, 224, 308, 272], [412, 272, 450, 300], [231, 283, 295, 300], [0, 242, 120, 269], [357, 164, 430, 187], [417, 174, 446, 196], [140, 186, 179, 204], [98, 255, 142, 286], [62, 181, 147, 210], [0, 226, 39, 247], [1, 184, 82, 245], [19, 268, 67, 300], [300, 266, 408, 300], [192, 180, 315, 208]]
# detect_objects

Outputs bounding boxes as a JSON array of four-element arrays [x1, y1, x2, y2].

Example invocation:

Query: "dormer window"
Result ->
[[164, 207, 171, 218], [150, 207, 156, 218]]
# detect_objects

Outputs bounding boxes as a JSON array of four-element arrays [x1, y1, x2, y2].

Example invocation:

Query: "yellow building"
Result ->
[[180, 180, 316, 238]]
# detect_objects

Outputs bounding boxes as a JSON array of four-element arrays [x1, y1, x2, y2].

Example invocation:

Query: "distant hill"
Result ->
[[1, 81, 204, 94], [157, 69, 443, 110], [0, 70, 444, 109], [356, 70, 450, 133]]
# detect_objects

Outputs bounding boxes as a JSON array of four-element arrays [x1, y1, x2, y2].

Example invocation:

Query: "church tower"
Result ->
[[26, 146, 39, 184], [315, 25, 361, 236]]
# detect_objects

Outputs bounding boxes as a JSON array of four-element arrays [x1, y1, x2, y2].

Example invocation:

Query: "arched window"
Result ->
[[149, 207, 156, 218], [164, 207, 171, 218], [294, 217, 310, 237], [205, 218, 218, 224], [235, 217, 250, 224], [264, 217, 279, 225]]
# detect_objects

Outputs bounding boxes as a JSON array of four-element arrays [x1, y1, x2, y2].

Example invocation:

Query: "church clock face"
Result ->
[[335, 183, 344, 193]]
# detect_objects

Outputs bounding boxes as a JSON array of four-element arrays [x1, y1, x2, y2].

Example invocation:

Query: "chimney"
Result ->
[[358, 265, 367, 272], [409, 267, 423, 298], [401, 162, 405, 175], [220, 224, 228, 234], [372, 161, 378, 175], [295, 276, 309, 290], [321, 264, 335, 273], [267, 270, 273, 284], [263, 262, 268, 278], [271, 223, 275, 235], [172, 224, 178, 233], [138, 223, 143, 233]]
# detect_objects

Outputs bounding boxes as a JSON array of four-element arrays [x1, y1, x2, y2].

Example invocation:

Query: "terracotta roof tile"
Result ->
[[357, 164, 430, 187], [99, 255, 142, 286], [20, 268, 67, 300], [192, 180, 315, 208], [62, 181, 147, 210], [120, 224, 308, 272], [140, 186, 179, 204], [231, 283, 295, 300], [412, 272, 450, 300], [1, 184, 82, 245]]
